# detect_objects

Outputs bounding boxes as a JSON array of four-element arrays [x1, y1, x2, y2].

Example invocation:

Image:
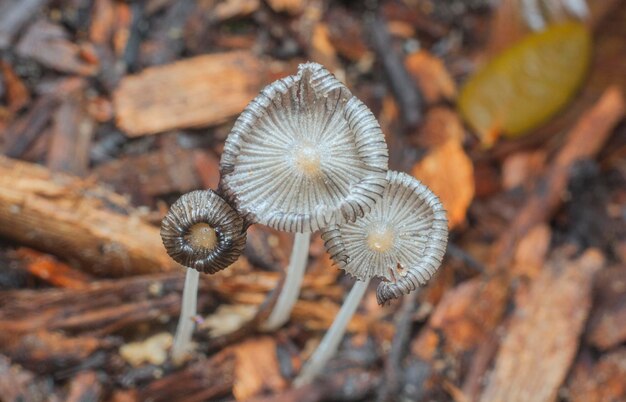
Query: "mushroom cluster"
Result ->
[[161, 62, 448, 380]]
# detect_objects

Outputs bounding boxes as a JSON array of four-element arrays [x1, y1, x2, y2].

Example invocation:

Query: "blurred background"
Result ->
[[0, 0, 625, 401]]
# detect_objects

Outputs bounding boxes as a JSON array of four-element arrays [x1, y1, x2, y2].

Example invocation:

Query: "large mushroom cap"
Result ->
[[321, 171, 448, 304], [161, 190, 247, 274], [220, 62, 389, 233]]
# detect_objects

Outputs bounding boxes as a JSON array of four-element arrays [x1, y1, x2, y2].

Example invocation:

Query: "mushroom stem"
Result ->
[[171, 268, 199, 364], [263, 232, 311, 330], [294, 277, 371, 386]]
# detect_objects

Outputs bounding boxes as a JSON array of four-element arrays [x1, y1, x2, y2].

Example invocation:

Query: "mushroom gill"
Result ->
[[220, 62, 389, 233]]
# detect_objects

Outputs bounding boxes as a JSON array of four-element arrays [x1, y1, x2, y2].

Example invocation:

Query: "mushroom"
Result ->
[[220, 62, 389, 329], [161, 189, 247, 362], [521, 0, 588, 31], [295, 170, 448, 385]]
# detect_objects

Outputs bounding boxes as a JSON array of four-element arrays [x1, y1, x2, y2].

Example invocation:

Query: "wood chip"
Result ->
[[0, 0, 50, 49], [568, 348, 626, 402], [47, 84, 95, 176], [479, 249, 604, 402], [414, 107, 464, 148], [501, 150, 547, 191], [405, 50, 456, 105], [16, 19, 98, 76], [411, 275, 508, 361], [66, 371, 102, 402], [113, 51, 263, 136], [14, 248, 94, 289], [0, 61, 30, 113], [0, 156, 174, 276], [267, 0, 304, 14], [412, 139, 474, 229], [92, 147, 204, 204], [233, 337, 287, 400], [586, 266, 626, 350]]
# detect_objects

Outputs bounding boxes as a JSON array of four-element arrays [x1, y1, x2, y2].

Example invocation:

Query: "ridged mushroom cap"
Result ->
[[161, 190, 247, 274], [220, 62, 389, 233], [321, 171, 448, 304]]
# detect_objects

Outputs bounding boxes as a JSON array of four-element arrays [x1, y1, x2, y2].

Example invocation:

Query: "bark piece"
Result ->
[[137, 348, 236, 402], [1, 95, 59, 158], [0, 273, 189, 334], [493, 87, 625, 267], [16, 19, 98, 76], [405, 51, 456, 105], [0, 61, 30, 113], [0, 354, 54, 402], [479, 249, 604, 402], [113, 51, 263, 136], [233, 337, 287, 400], [66, 371, 102, 402], [411, 139, 474, 229], [0, 0, 50, 49], [412, 275, 508, 361], [586, 266, 626, 350], [0, 330, 107, 373], [13, 248, 93, 289], [413, 107, 464, 148], [267, 0, 304, 14], [568, 348, 626, 402], [47, 84, 95, 176], [92, 147, 204, 204], [0, 155, 174, 276]]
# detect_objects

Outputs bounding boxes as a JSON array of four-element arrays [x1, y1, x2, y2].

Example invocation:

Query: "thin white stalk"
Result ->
[[294, 277, 371, 386], [262, 232, 311, 330], [171, 268, 199, 364]]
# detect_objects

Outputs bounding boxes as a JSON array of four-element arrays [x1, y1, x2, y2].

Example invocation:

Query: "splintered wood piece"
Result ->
[[47, 84, 95, 176], [13, 248, 94, 289], [0, 355, 54, 400], [137, 348, 236, 402], [0, 61, 30, 112], [16, 19, 98, 76], [267, 0, 304, 14], [233, 337, 287, 400], [411, 139, 474, 229], [413, 107, 464, 148], [493, 87, 625, 268], [113, 51, 263, 136], [66, 371, 102, 402], [568, 348, 626, 402], [0, 156, 174, 276], [0, 0, 50, 49], [411, 275, 509, 362], [479, 249, 604, 402], [586, 266, 626, 350], [1, 95, 59, 158], [0, 330, 107, 373], [405, 51, 457, 105], [92, 147, 204, 204]]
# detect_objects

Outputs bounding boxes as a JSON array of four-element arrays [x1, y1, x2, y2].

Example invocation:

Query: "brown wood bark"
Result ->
[[0, 155, 174, 276], [113, 51, 263, 136], [479, 249, 604, 402]]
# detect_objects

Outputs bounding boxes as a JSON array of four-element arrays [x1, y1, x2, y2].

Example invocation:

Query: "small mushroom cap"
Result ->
[[220, 62, 389, 233], [161, 190, 247, 274], [321, 171, 448, 304]]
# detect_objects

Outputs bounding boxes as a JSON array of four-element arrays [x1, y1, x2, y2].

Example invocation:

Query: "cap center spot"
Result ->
[[367, 225, 395, 253], [185, 223, 218, 251], [294, 143, 321, 176]]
